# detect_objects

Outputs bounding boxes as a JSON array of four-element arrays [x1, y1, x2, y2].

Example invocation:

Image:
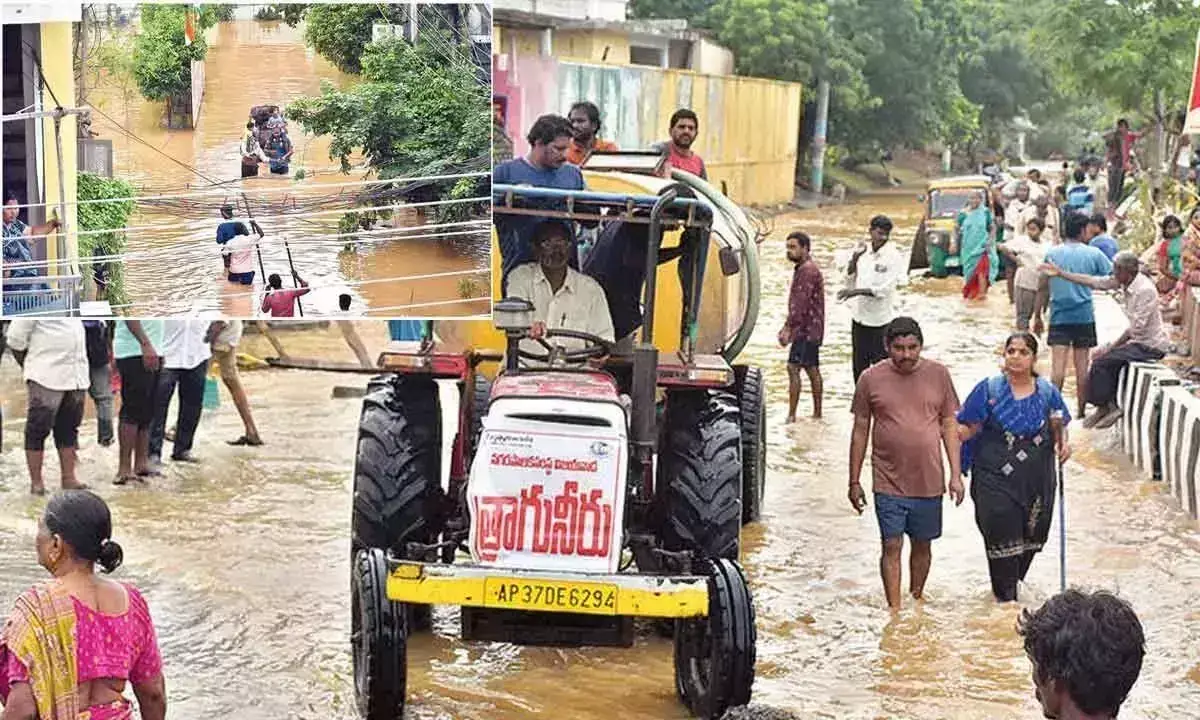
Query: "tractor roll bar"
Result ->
[[492, 185, 714, 229]]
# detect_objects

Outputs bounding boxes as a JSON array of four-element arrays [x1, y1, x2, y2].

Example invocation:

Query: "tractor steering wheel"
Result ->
[[518, 328, 613, 364]]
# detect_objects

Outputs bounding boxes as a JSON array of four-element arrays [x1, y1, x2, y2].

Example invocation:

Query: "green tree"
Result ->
[[286, 36, 489, 219], [131, 5, 216, 101], [302, 3, 407, 74], [628, 0, 719, 19], [77, 172, 135, 307], [1035, 0, 1197, 173]]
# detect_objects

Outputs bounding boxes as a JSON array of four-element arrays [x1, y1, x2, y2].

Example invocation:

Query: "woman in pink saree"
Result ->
[[0, 490, 165, 720]]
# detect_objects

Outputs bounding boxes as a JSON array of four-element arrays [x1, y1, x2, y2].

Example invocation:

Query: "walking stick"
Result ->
[[1051, 410, 1066, 592], [1058, 459, 1066, 592]]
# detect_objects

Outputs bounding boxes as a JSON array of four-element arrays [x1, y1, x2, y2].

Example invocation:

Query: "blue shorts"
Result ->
[[874, 493, 942, 541], [228, 270, 255, 285]]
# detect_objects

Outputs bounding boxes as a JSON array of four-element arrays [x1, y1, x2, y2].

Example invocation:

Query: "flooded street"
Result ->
[[2, 200, 1200, 719], [86, 15, 488, 316]]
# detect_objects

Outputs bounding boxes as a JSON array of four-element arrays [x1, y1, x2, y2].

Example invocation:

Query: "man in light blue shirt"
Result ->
[[1085, 213, 1119, 261], [1038, 213, 1113, 418]]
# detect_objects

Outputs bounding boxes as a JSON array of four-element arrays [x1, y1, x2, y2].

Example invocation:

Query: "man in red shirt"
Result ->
[[1104, 118, 1142, 207], [654, 108, 707, 180], [564, 101, 618, 166], [261, 272, 311, 317], [778, 231, 824, 420]]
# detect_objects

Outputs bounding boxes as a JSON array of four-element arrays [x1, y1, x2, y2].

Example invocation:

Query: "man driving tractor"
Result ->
[[505, 219, 614, 361]]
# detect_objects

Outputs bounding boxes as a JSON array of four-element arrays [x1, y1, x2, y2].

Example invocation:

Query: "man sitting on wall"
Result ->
[[1040, 250, 1170, 429], [506, 220, 614, 363]]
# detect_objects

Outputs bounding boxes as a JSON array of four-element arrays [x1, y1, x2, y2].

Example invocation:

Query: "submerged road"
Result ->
[[0, 198, 1198, 718]]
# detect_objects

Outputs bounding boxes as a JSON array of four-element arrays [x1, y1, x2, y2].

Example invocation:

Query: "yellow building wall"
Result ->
[[498, 26, 632, 65], [38, 21, 79, 276]]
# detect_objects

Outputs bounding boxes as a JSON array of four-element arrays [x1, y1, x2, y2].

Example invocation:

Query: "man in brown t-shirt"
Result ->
[[849, 316, 963, 610]]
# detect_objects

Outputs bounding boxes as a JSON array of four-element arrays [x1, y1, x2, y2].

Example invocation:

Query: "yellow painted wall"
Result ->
[[649, 71, 801, 205], [38, 21, 79, 276], [497, 25, 631, 65]]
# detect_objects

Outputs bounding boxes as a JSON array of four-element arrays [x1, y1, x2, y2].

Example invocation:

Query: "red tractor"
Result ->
[[351, 184, 760, 718]]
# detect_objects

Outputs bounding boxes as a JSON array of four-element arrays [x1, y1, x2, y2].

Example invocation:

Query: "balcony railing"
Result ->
[[1, 274, 82, 317]]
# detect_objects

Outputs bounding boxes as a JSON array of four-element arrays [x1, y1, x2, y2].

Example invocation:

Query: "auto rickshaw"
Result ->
[[907, 175, 993, 277]]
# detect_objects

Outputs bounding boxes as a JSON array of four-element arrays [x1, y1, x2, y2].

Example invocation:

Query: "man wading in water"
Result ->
[[849, 317, 963, 610], [839, 215, 906, 384]]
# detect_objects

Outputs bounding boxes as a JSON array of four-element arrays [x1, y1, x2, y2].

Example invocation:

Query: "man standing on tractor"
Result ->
[[837, 215, 907, 384], [565, 101, 618, 166], [778, 231, 824, 421], [849, 317, 963, 611], [652, 109, 708, 180], [506, 219, 613, 361], [493, 114, 586, 287]]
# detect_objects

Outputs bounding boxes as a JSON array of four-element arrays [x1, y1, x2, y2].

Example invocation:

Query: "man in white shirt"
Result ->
[[506, 220, 614, 363], [4, 320, 91, 494], [838, 215, 907, 383], [1000, 216, 1049, 331], [149, 320, 215, 464]]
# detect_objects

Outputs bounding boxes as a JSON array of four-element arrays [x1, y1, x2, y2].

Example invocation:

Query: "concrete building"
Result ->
[[494, 0, 733, 74], [2, 2, 82, 314], [493, 0, 802, 205]]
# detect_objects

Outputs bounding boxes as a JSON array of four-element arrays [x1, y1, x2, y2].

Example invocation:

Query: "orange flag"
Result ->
[[184, 7, 195, 46]]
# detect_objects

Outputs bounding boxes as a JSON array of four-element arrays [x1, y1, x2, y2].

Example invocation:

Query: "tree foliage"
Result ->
[[301, 4, 408, 74], [696, 0, 1140, 161], [77, 173, 135, 307], [286, 35, 489, 219], [1035, 0, 1195, 118], [131, 5, 217, 100]]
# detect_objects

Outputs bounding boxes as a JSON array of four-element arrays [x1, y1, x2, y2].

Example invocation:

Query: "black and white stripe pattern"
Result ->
[[1119, 362, 1181, 479], [1157, 386, 1200, 520]]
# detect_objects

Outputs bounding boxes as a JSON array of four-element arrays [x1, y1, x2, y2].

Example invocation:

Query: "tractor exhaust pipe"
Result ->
[[631, 187, 678, 469]]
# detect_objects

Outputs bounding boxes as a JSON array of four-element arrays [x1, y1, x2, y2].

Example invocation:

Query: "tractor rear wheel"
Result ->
[[352, 548, 407, 720], [352, 374, 443, 632], [673, 558, 756, 718], [733, 366, 766, 524], [659, 390, 742, 561]]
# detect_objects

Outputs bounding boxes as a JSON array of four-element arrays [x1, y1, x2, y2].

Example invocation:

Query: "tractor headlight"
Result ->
[[927, 231, 947, 247], [493, 296, 535, 332]]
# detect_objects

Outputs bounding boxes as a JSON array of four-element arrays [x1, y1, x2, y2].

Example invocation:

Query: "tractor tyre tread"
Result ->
[[733, 366, 766, 524], [660, 390, 743, 561]]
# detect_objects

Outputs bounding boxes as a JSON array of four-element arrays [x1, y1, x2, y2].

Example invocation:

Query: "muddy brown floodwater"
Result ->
[[2, 198, 1200, 719], [85, 14, 488, 316]]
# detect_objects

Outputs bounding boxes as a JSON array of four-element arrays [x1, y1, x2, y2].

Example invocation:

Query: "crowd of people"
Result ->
[[0, 319, 264, 494], [240, 106, 294, 178], [491, 103, 712, 357]]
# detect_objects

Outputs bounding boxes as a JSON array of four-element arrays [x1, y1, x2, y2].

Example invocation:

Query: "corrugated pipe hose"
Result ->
[[669, 170, 761, 363]]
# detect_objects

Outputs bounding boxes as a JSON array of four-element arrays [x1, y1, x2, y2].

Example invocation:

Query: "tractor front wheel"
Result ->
[[673, 558, 756, 718], [352, 548, 407, 720], [352, 374, 443, 632]]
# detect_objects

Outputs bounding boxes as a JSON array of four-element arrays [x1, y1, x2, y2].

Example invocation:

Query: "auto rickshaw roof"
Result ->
[[926, 175, 993, 191]]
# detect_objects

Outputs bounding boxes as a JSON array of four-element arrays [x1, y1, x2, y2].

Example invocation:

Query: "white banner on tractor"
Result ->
[[468, 421, 627, 574]]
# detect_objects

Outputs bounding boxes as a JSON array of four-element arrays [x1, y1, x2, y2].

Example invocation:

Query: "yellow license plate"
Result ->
[[484, 578, 618, 615]]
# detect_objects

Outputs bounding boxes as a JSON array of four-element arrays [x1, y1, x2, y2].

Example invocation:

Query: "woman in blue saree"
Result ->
[[957, 332, 1072, 602], [957, 189, 999, 299]]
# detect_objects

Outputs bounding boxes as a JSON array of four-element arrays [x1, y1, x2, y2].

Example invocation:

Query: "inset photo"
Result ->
[[2, 3, 491, 318]]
